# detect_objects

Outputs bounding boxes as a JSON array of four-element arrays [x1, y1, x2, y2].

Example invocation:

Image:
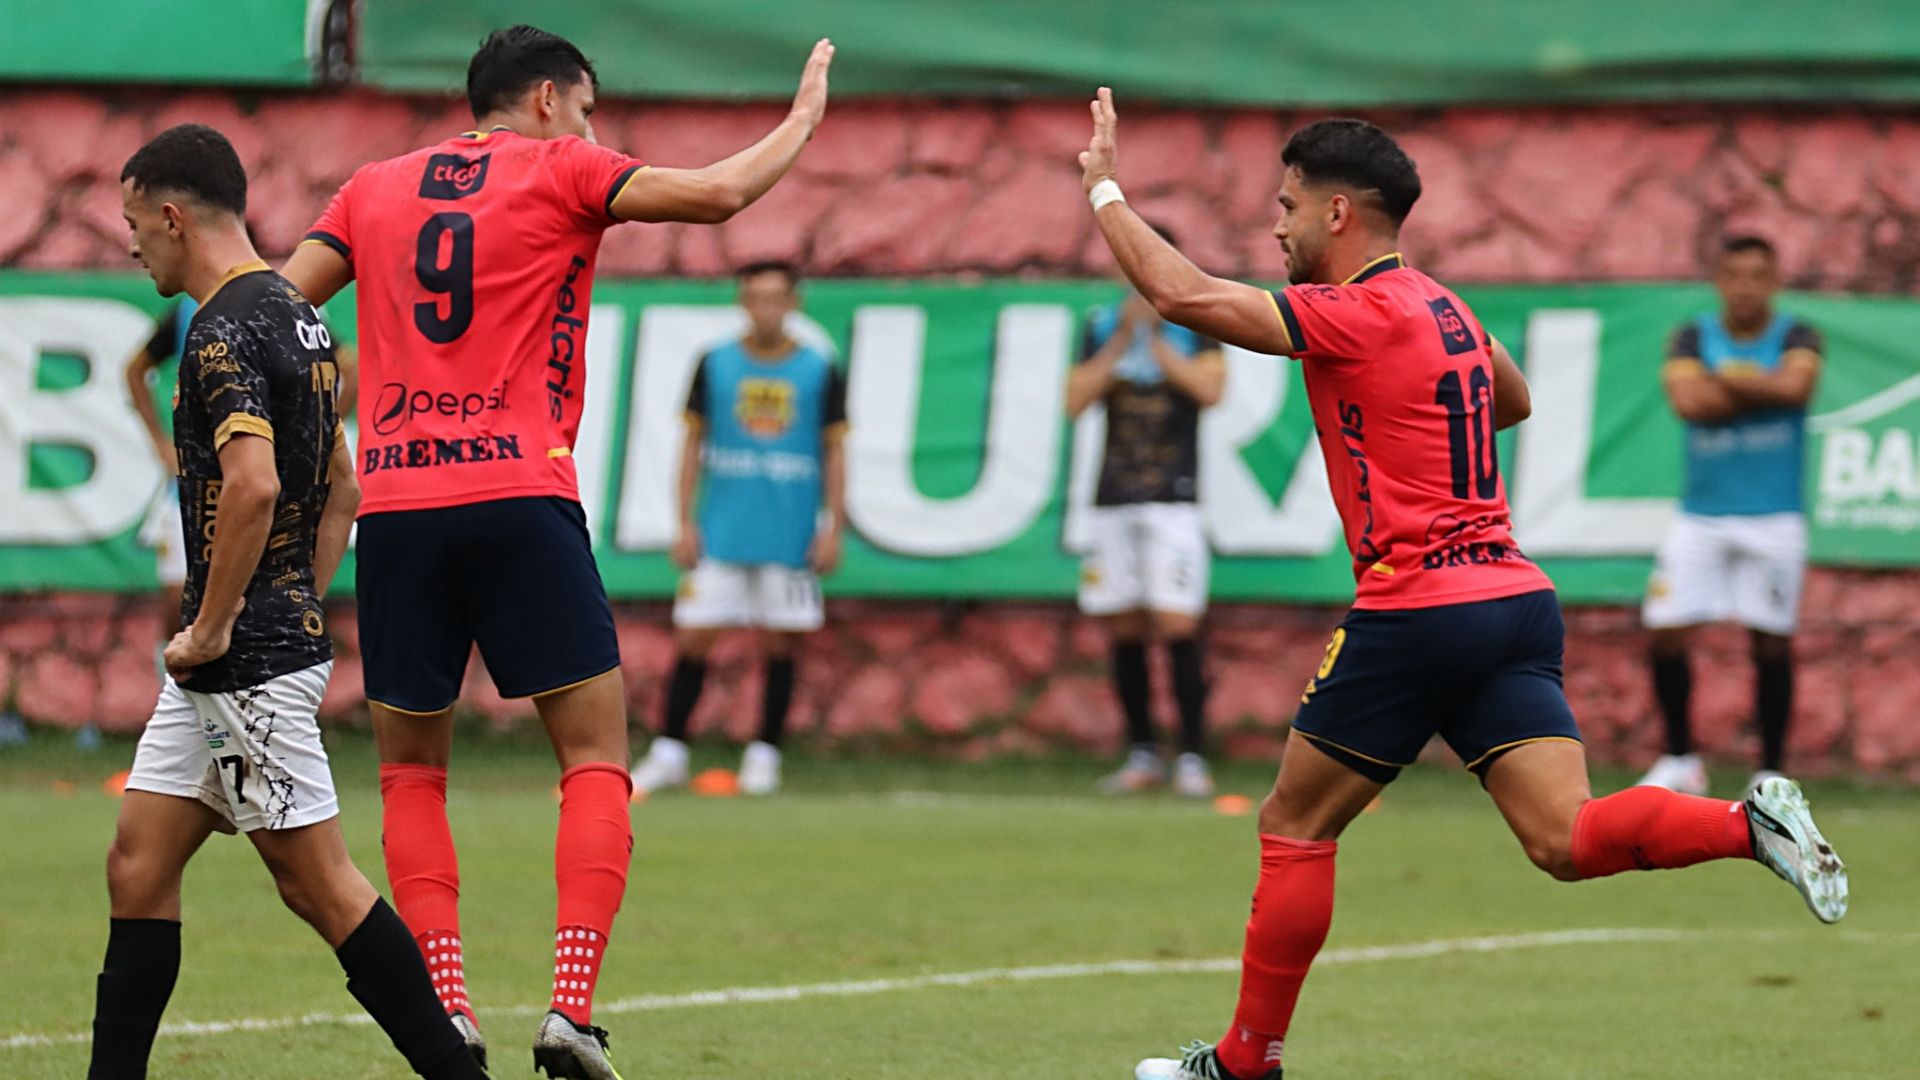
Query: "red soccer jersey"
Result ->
[[1270, 253, 1553, 610], [305, 127, 645, 514]]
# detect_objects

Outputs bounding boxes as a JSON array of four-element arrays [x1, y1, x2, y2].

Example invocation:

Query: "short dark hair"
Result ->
[[1281, 119, 1422, 226], [467, 25, 597, 118], [1722, 235, 1777, 260], [120, 124, 247, 216], [736, 260, 800, 288]]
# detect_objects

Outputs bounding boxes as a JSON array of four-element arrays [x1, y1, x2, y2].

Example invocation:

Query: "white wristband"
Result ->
[[1088, 178, 1125, 212]]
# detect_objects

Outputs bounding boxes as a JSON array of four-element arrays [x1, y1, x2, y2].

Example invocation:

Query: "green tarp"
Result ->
[[358, 1, 1920, 106], [0, 0, 318, 86], [3, 273, 1916, 603]]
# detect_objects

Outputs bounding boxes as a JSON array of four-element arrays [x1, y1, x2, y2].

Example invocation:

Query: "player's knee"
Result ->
[[1257, 791, 1339, 842], [763, 631, 801, 658], [1523, 834, 1582, 882], [1153, 612, 1199, 641], [675, 628, 718, 657]]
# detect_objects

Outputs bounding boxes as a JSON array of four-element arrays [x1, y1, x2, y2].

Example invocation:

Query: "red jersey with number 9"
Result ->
[[304, 128, 645, 515], [1269, 253, 1553, 610]]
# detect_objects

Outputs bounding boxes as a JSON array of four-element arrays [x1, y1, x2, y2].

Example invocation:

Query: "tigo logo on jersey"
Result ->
[[418, 153, 492, 200], [734, 378, 797, 438], [1427, 296, 1477, 356]]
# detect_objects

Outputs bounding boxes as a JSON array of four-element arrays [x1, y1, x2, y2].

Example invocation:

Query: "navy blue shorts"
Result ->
[[355, 496, 620, 713], [1291, 589, 1581, 783]]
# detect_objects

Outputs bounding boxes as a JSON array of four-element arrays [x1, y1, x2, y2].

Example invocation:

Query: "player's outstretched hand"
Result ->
[[1079, 86, 1118, 194], [790, 38, 835, 131]]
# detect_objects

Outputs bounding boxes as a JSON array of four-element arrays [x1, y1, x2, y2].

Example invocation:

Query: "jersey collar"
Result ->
[[1342, 252, 1407, 285], [457, 124, 516, 141], [202, 259, 271, 305]]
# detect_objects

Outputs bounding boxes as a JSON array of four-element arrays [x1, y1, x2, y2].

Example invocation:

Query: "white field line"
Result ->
[[2, 927, 1685, 1051]]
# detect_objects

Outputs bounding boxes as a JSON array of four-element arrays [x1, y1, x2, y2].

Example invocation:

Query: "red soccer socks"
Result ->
[[1215, 834, 1337, 1079], [1571, 785, 1754, 879], [380, 764, 470, 1019], [551, 762, 633, 1024]]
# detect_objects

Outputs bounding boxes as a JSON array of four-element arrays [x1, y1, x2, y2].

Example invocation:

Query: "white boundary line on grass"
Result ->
[[3, 927, 1694, 1051]]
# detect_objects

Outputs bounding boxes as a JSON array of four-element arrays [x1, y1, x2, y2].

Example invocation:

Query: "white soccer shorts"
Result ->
[[1643, 512, 1807, 636], [1078, 502, 1211, 618], [124, 661, 340, 833], [673, 559, 825, 632]]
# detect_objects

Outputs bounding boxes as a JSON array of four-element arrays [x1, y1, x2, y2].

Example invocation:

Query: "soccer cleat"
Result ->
[[738, 740, 782, 796], [1744, 775, 1848, 924], [1635, 753, 1709, 796], [629, 736, 690, 794], [1746, 769, 1786, 797], [1100, 747, 1166, 794], [451, 1011, 487, 1071], [532, 1010, 623, 1080], [1172, 753, 1215, 799], [1135, 1040, 1281, 1080]]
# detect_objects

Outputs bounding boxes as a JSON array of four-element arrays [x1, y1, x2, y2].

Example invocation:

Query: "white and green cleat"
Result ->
[[532, 1010, 623, 1080], [1744, 775, 1848, 924], [1136, 1040, 1281, 1080]]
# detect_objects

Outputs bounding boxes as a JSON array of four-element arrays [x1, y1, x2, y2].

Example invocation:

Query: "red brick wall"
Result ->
[[4, 88, 1918, 776], [4, 573, 1918, 778], [6, 89, 1920, 289]]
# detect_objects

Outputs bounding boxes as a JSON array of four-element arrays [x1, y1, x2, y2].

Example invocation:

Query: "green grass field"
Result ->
[[3, 731, 1916, 1079]]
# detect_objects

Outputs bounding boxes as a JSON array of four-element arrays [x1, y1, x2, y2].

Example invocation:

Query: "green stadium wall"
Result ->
[[0, 87, 1916, 777]]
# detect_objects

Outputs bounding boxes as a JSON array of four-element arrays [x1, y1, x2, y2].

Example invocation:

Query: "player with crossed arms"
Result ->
[[1075, 89, 1849, 1080], [282, 25, 834, 1079]]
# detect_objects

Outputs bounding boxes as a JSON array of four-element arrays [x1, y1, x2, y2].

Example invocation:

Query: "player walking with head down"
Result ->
[[281, 24, 834, 1079], [1076, 91, 1849, 1080], [93, 125, 486, 1080]]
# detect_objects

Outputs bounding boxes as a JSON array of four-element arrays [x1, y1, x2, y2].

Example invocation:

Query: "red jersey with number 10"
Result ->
[[1270, 253, 1552, 610], [305, 128, 645, 515]]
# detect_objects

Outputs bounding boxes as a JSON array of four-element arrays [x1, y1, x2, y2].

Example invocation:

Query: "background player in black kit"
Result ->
[[91, 124, 485, 1080]]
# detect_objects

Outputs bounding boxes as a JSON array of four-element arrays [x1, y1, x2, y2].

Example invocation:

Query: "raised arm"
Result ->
[[1066, 310, 1137, 417], [1154, 338, 1226, 408], [1080, 88, 1292, 356], [1490, 338, 1531, 429], [612, 40, 834, 224]]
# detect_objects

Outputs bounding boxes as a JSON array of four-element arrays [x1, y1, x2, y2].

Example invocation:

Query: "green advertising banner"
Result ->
[[358, 0, 1920, 107], [0, 0, 320, 87], [2, 273, 1915, 603]]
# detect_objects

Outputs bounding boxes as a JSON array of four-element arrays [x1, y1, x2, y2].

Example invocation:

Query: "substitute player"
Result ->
[[629, 261, 846, 797], [1074, 96, 1849, 1080], [1067, 246, 1224, 797], [94, 125, 484, 1080], [282, 25, 835, 1077], [124, 298, 196, 646], [1639, 237, 1821, 796]]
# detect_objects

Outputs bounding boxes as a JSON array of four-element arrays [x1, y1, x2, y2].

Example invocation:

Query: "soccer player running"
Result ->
[[1638, 236, 1821, 797], [1075, 92, 1849, 1080], [629, 261, 847, 797], [281, 25, 835, 1077], [1068, 235, 1225, 798], [94, 124, 486, 1080]]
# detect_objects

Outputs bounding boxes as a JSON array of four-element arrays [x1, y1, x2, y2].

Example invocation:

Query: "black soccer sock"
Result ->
[[1756, 653, 1794, 773], [88, 917, 181, 1080], [662, 657, 707, 741], [1651, 650, 1693, 756], [1168, 636, 1209, 757], [336, 898, 486, 1080], [759, 656, 796, 747], [1111, 641, 1154, 750]]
